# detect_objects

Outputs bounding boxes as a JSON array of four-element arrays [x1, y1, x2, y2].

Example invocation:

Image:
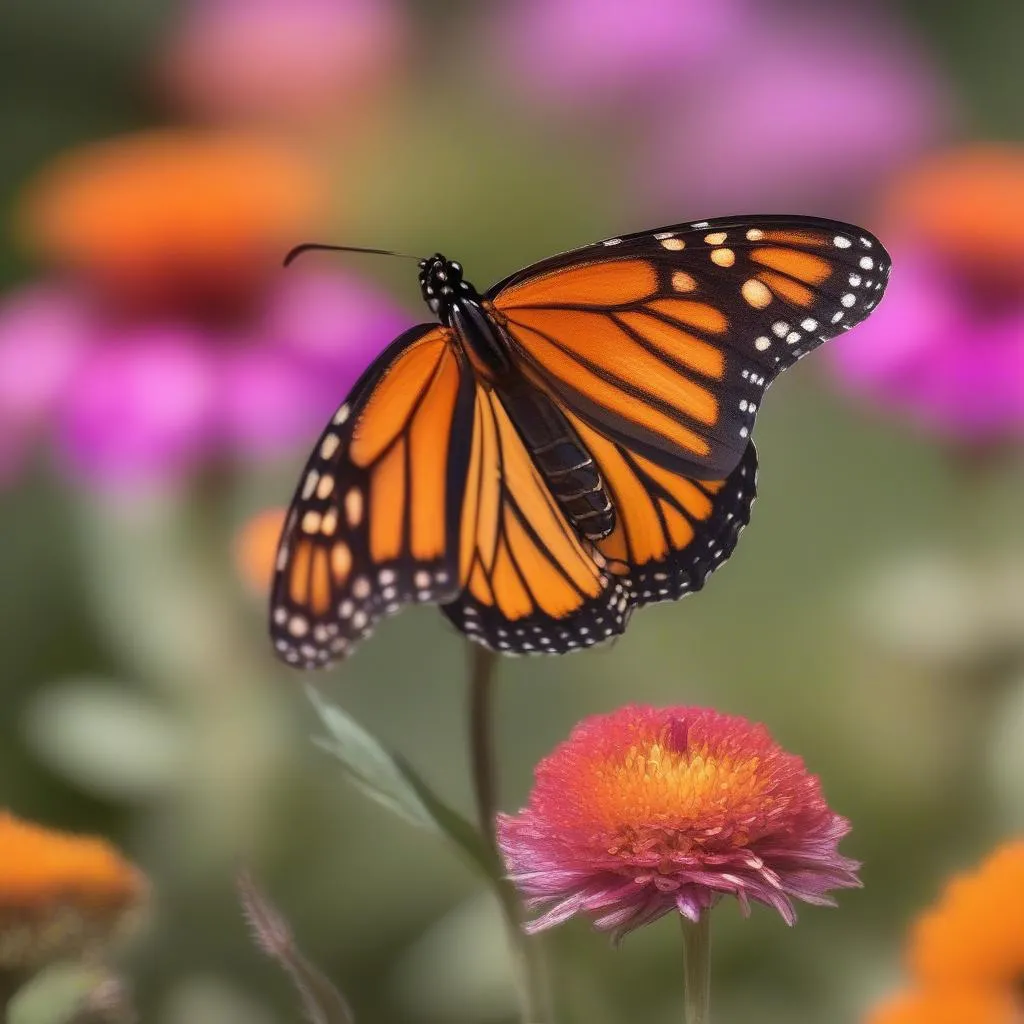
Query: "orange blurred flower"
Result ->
[[910, 840, 1024, 990], [883, 144, 1024, 288], [864, 840, 1024, 1023], [236, 506, 287, 593], [0, 811, 147, 970], [19, 129, 328, 312], [866, 989, 1018, 1024]]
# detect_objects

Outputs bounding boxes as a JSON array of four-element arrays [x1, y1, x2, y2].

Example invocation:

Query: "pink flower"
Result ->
[[498, 705, 859, 942], [0, 131, 412, 490], [486, 0, 744, 113], [827, 145, 1024, 442], [637, 8, 951, 215], [483, 2, 949, 214], [158, 0, 407, 126]]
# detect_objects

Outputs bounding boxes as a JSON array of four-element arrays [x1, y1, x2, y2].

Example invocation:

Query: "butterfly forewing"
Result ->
[[270, 324, 475, 668], [490, 215, 890, 480]]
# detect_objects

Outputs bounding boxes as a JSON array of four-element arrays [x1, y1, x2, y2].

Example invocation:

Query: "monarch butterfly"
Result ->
[[270, 215, 889, 668]]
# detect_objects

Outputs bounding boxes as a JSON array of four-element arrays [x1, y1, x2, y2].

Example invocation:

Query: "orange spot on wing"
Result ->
[[750, 247, 832, 285], [289, 540, 313, 604], [492, 538, 533, 619], [757, 271, 814, 307], [493, 397, 600, 596], [760, 230, 829, 247], [572, 417, 667, 566], [634, 454, 713, 520], [509, 310, 717, 445], [309, 546, 332, 614], [646, 298, 728, 334], [469, 560, 495, 605], [659, 500, 695, 549], [409, 348, 460, 560], [503, 511, 588, 617], [459, 401, 483, 584], [369, 438, 405, 561], [331, 542, 352, 583], [496, 259, 658, 308], [350, 331, 448, 467], [615, 310, 725, 380], [599, 522, 629, 562], [473, 392, 502, 571]]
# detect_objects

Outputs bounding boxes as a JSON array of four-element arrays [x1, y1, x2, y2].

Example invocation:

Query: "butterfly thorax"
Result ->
[[419, 254, 509, 379], [420, 253, 615, 542]]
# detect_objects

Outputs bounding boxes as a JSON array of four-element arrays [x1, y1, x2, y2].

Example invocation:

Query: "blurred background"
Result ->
[[1, 0, 1022, 1021]]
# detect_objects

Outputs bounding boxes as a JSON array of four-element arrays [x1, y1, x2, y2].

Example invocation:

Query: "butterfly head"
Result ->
[[418, 253, 478, 322]]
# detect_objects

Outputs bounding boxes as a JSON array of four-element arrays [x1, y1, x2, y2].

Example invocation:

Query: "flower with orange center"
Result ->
[[863, 840, 1024, 1024], [497, 705, 859, 940], [0, 811, 146, 971]]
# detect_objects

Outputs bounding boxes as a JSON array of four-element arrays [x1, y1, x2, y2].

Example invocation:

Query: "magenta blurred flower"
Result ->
[[0, 271, 409, 489], [486, 0, 744, 112], [498, 705, 859, 942], [159, 0, 407, 126], [0, 130, 411, 490], [828, 145, 1024, 443], [637, 8, 952, 213], [0, 285, 90, 484]]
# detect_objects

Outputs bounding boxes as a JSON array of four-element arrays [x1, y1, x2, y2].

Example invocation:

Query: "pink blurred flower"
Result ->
[[0, 130, 411, 490], [485, 1, 949, 214], [487, 0, 745, 113], [638, 8, 952, 214], [159, 0, 406, 126], [498, 705, 859, 942], [828, 145, 1024, 443]]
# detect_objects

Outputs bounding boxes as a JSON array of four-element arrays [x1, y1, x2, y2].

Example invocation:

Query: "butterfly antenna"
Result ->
[[283, 243, 424, 267]]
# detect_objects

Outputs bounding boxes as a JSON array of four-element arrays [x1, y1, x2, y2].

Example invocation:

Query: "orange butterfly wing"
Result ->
[[270, 324, 475, 667], [271, 216, 889, 663], [440, 384, 631, 654], [489, 215, 889, 480]]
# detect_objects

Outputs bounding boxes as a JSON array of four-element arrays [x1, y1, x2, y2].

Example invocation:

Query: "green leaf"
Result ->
[[307, 687, 500, 882]]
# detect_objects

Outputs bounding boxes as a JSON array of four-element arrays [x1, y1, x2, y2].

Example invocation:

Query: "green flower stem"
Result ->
[[681, 913, 712, 1024], [467, 643, 550, 1024], [468, 644, 500, 838]]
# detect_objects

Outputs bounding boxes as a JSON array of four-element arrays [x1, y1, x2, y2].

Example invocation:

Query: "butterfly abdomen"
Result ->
[[498, 381, 615, 541]]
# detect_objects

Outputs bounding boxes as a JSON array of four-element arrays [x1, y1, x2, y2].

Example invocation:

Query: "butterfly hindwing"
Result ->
[[270, 324, 476, 667], [490, 215, 889, 480], [566, 407, 759, 608], [440, 385, 630, 655]]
